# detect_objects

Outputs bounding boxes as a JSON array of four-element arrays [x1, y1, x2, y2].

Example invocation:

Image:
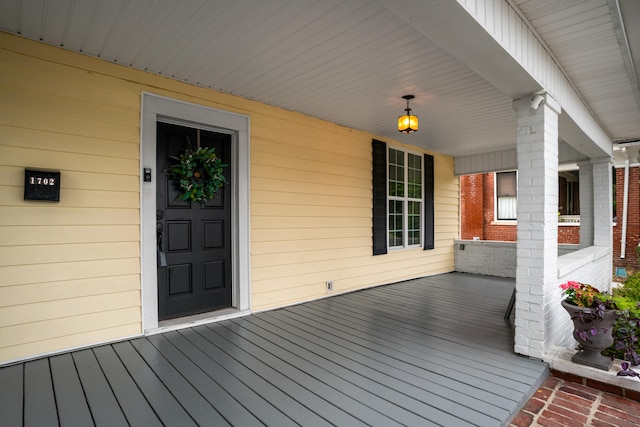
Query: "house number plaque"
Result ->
[[24, 169, 61, 202]]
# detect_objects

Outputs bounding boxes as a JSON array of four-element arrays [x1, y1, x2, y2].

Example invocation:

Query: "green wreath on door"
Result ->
[[168, 146, 227, 205]]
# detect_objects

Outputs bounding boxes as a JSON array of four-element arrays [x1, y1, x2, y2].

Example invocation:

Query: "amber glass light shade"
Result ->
[[397, 112, 418, 133]]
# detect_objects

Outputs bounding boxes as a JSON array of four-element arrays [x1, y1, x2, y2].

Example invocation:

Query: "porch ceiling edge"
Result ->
[[382, 0, 612, 161]]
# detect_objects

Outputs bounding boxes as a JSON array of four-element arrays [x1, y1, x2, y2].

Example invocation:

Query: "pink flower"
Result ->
[[568, 281, 580, 289], [560, 281, 579, 290]]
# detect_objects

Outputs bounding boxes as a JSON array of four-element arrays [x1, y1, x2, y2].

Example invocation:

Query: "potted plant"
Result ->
[[560, 281, 619, 370]]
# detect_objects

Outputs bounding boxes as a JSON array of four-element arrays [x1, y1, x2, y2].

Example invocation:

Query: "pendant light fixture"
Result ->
[[397, 95, 418, 134]]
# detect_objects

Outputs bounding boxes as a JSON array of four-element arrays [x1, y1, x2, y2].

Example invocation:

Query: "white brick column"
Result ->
[[578, 160, 594, 248], [513, 93, 561, 359], [592, 159, 613, 249]]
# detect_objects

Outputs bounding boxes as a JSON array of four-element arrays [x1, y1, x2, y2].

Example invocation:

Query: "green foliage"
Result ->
[[168, 147, 227, 205], [605, 273, 640, 365], [614, 297, 640, 317], [616, 273, 640, 301]]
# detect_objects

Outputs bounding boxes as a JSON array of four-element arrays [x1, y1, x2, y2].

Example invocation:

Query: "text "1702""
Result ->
[[29, 177, 56, 186]]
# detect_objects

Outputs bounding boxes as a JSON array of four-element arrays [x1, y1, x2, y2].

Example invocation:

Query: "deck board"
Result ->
[[221, 319, 397, 427], [164, 330, 298, 427], [273, 306, 518, 410], [249, 311, 498, 426], [24, 359, 57, 427], [0, 364, 23, 426], [144, 333, 262, 427], [265, 308, 511, 422], [94, 344, 164, 427], [50, 354, 94, 427], [72, 349, 129, 427], [0, 273, 548, 427], [129, 337, 231, 426], [187, 325, 335, 427]]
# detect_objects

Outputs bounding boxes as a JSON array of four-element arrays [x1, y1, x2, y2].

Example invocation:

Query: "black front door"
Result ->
[[156, 122, 232, 320]]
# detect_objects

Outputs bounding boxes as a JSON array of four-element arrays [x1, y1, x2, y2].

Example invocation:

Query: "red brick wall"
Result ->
[[460, 174, 485, 240], [558, 225, 580, 244], [613, 166, 640, 271]]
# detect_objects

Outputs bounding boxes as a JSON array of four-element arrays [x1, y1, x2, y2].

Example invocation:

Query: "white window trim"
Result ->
[[387, 146, 424, 250], [140, 93, 251, 333]]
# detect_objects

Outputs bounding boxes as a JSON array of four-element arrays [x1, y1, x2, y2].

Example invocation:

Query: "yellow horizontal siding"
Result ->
[[0, 275, 140, 307], [252, 176, 368, 198], [0, 187, 139, 209], [252, 150, 370, 179], [0, 259, 141, 287], [252, 226, 370, 243], [254, 138, 369, 168], [252, 203, 371, 219], [1, 84, 139, 129], [0, 105, 139, 144], [0, 145, 138, 175], [251, 216, 369, 229], [0, 31, 459, 363], [0, 307, 140, 348], [252, 237, 371, 257], [251, 164, 371, 190], [0, 291, 140, 328], [0, 243, 139, 267], [0, 207, 139, 226], [0, 125, 139, 160], [0, 49, 141, 111], [252, 245, 371, 265], [251, 191, 369, 208], [0, 225, 140, 246]]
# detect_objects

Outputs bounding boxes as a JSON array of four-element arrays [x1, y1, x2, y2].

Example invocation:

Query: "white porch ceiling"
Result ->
[[1, 0, 638, 161]]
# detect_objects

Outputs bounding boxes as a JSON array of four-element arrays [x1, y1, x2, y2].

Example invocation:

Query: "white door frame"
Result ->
[[140, 93, 251, 332]]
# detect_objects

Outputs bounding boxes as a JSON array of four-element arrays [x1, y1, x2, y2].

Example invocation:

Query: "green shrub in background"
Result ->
[[606, 272, 640, 365], [616, 272, 640, 304]]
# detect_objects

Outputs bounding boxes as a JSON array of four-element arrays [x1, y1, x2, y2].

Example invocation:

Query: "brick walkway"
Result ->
[[510, 376, 640, 426]]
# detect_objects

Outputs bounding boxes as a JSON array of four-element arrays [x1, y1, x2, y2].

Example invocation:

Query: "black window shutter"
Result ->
[[372, 139, 387, 255], [424, 154, 435, 250]]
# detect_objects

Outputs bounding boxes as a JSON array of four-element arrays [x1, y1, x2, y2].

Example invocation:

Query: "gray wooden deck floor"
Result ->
[[0, 272, 548, 426]]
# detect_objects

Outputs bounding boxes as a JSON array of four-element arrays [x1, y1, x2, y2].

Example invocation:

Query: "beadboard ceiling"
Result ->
[[1, 0, 638, 160]]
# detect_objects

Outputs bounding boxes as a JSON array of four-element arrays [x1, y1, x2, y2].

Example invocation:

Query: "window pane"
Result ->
[[408, 154, 422, 199], [391, 148, 404, 166], [497, 171, 517, 196], [389, 166, 404, 197], [389, 200, 403, 247], [497, 195, 517, 220], [389, 149, 404, 197], [408, 201, 421, 245]]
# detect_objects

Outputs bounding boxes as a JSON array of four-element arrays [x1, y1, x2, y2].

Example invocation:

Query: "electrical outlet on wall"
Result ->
[[326, 280, 333, 292]]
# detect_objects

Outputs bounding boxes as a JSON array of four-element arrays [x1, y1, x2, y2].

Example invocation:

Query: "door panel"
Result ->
[[156, 122, 232, 320]]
